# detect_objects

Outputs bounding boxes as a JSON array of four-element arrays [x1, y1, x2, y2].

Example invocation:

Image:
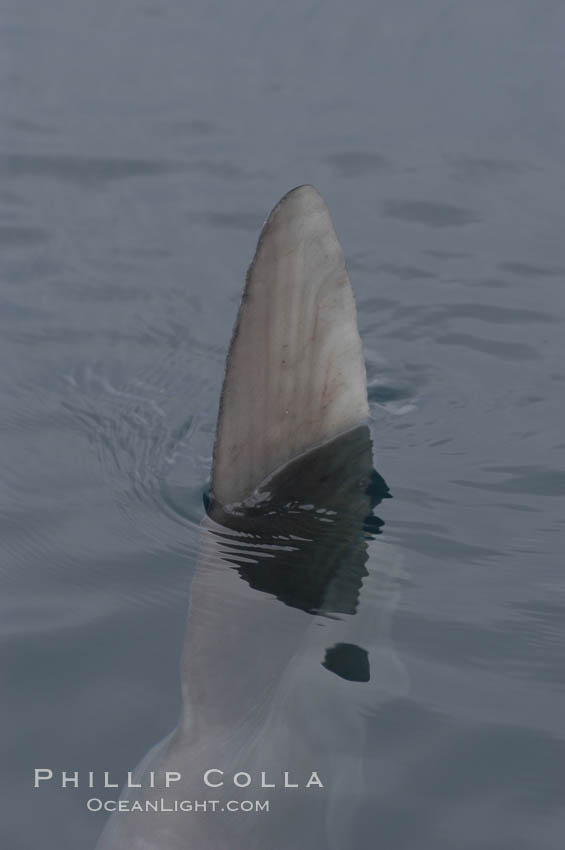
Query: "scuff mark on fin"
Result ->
[[211, 185, 368, 506]]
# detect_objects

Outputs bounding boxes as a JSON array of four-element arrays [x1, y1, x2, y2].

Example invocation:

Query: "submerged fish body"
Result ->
[[96, 187, 407, 850]]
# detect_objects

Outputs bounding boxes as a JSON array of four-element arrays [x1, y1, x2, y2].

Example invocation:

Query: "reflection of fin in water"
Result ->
[[96, 186, 408, 850], [210, 424, 389, 616]]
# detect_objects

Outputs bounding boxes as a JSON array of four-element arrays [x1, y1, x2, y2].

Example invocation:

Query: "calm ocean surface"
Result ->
[[2, 2, 565, 848]]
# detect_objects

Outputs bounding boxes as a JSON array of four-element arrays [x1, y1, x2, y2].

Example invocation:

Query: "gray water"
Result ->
[[2, 1, 565, 848]]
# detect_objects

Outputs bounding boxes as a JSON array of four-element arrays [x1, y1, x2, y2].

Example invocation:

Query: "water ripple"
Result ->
[[436, 333, 539, 361], [62, 361, 210, 563], [383, 199, 480, 228], [0, 153, 182, 186], [447, 155, 533, 182], [0, 224, 49, 247], [498, 261, 565, 278], [326, 151, 392, 178], [454, 466, 565, 497]]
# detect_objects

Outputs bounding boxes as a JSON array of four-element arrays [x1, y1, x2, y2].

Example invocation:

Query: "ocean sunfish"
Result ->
[[95, 185, 407, 850]]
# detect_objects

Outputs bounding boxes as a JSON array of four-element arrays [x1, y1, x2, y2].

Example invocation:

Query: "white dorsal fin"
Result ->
[[211, 185, 369, 506]]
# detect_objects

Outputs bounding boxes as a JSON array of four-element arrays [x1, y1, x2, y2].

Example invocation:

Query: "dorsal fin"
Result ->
[[211, 185, 368, 506]]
